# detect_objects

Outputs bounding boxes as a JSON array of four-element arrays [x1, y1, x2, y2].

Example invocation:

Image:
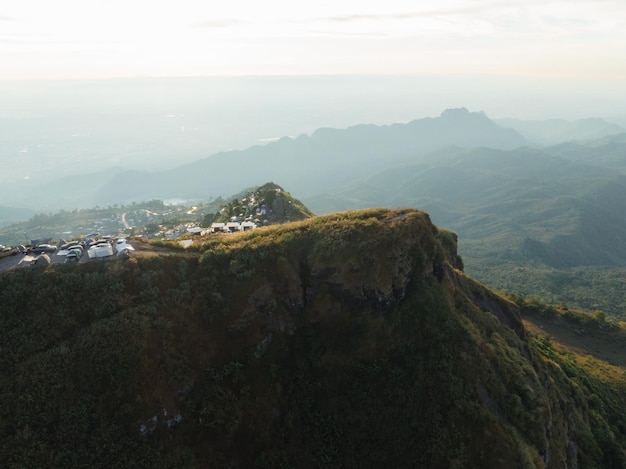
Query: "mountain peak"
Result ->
[[440, 107, 488, 120], [441, 107, 470, 117], [209, 182, 314, 227]]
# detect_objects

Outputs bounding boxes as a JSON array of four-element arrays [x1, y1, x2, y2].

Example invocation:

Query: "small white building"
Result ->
[[240, 221, 256, 231], [226, 222, 241, 233], [211, 223, 226, 233]]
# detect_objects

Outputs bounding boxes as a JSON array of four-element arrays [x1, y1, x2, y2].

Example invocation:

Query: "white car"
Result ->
[[88, 243, 114, 259], [0, 246, 19, 259], [115, 239, 134, 255]]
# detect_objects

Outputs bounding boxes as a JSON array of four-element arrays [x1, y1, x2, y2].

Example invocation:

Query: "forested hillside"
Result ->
[[1, 209, 625, 468]]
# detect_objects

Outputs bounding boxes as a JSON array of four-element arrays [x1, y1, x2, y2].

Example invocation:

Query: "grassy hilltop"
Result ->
[[1, 208, 626, 468]]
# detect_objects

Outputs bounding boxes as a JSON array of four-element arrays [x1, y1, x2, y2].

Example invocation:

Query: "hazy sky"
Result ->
[[1, 0, 625, 80]]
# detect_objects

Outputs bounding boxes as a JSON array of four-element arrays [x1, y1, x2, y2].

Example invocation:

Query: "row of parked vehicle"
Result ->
[[0, 245, 20, 259], [0, 237, 134, 266], [59, 238, 122, 262], [0, 243, 57, 257]]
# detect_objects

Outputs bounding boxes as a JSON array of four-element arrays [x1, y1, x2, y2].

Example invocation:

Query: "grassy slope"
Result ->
[[521, 303, 626, 467], [521, 300, 626, 369], [1, 208, 625, 468]]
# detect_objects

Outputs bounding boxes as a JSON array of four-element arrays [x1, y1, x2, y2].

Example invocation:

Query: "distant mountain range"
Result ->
[[496, 117, 625, 145], [1, 108, 530, 209], [6, 108, 626, 213]]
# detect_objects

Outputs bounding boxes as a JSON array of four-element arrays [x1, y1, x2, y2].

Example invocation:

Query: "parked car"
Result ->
[[0, 247, 19, 258], [115, 238, 134, 255], [64, 252, 80, 263], [31, 244, 57, 254], [68, 247, 83, 258], [60, 241, 83, 251], [87, 243, 113, 259]]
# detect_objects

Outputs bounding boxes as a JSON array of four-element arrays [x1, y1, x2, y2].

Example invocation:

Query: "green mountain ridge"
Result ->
[[304, 144, 626, 316], [1, 208, 625, 467], [495, 118, 625, 146], [544, 132, 626, 171]]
